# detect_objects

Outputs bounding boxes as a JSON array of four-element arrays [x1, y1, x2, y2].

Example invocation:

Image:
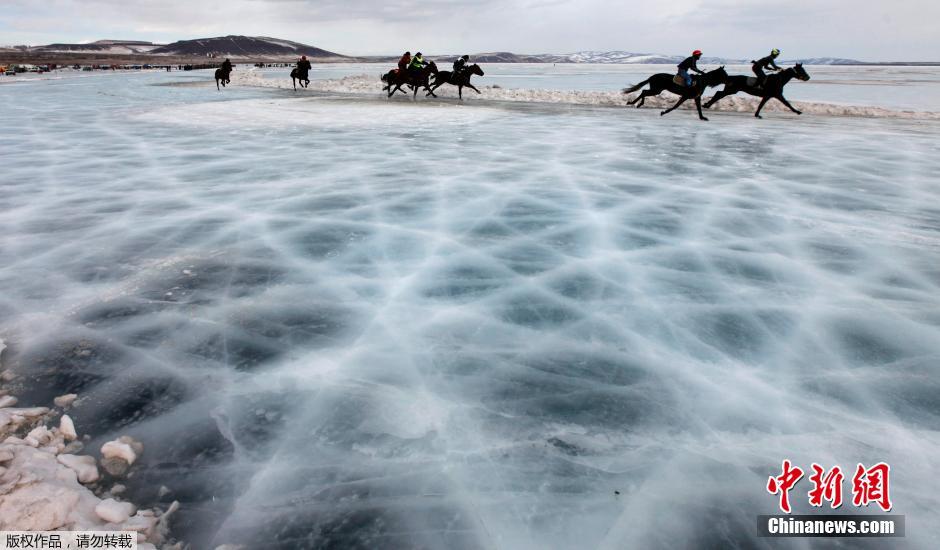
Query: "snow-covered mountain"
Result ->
[[786, 57, 864, 65], [30, 40, 162, 55], [548, 51, 864, 65], [565, 51, 685, 64], [151, 35, 345, 58]]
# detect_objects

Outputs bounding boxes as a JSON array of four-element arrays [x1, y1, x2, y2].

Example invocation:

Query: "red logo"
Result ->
[[852, 462, 892, 512], [767, 460, 804, 514], [768, 460, 891, 513], [808, 464, 844, 509]]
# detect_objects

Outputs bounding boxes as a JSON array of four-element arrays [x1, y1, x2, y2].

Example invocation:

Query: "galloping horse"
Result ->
[[704, 64, 811, 118], [427, 64, 485, 99], [381, 62, 438, 99], [214, 67, 231, 90], [290, 67, 310, 90], [623, 67, 729, 121]]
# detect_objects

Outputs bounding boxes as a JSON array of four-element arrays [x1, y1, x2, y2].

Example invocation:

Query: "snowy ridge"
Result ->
[[231, 70, 940, 119], [150, 35, 344, 58]]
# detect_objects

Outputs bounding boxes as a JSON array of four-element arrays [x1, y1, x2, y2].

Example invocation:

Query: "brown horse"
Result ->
[[290, 67, 310, 90], [427, 64, 485, 99], [623, 67, 729, 121], [214, 68, 231, 90], [704, 64, 811, 118], [381, 62, 438, 99]]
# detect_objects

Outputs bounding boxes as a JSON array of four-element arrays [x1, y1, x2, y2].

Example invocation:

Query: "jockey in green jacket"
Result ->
[[409, 52, 428, 75]]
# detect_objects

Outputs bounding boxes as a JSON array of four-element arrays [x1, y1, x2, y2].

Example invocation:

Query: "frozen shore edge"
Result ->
[[0, 339, 181, 550], [231, 69, 940, 120]]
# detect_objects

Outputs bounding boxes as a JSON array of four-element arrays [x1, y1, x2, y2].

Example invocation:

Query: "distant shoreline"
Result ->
[[2, 51, 939, 68]]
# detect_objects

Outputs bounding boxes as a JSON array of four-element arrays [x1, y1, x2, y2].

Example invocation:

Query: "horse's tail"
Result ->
[[622, 78, 650, 94]]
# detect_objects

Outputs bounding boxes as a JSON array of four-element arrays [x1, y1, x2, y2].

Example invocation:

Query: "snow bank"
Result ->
[[0, 357, 179, 547], [230, 69, 940, 120]]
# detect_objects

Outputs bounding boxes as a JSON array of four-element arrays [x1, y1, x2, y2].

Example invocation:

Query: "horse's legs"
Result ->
[[216, 79, 220, 91], [776, 94, 801, 115], [633, 89, 657, 108], [292, 77, 296, 91], [695, 96, 708, 121], [754, 96, 772, 118], [704, 89, 731, 109], [660, 96, 688, 116], [466, 83, 481, 94]]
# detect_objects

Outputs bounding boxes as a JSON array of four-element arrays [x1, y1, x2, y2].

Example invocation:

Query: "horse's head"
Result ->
[[471, 64, 485, 76], [428, 61, 439, 73], [793, 63, 810, 81], [706, 66, 729, 86]]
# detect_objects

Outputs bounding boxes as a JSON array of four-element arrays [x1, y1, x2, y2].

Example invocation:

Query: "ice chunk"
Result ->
[[56, 453, 99, 483], [101, 438, 139, 465], [54, 393, 79, 408], [59, 414, 77, 440], [95, 498, 136, 523]]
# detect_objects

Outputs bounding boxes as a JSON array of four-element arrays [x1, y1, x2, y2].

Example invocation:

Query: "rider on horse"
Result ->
[[409, 52, 429, 76], [453, 55, 470, 78], [220, 58, 233, 74], [677, 50, 705, 87], [297, 55, 311, 73], [398, 51, 411, 75], [752, 49, 782, 87]]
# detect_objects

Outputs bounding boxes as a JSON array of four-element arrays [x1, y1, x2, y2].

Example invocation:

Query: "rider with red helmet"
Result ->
[[677, 50, 704, 87]]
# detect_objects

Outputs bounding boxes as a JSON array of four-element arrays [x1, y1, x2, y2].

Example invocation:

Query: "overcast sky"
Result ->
[[2, 0, 937, 61]]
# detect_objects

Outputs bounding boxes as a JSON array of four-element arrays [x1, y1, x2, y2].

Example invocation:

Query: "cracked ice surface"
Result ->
[[2, 73, 940, 549]]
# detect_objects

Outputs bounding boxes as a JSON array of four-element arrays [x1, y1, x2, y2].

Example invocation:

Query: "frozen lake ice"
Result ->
[[2, 72, 940, 548]]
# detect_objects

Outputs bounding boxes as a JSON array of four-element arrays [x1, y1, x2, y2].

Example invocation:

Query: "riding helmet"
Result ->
[[692, 50, 702, 56]]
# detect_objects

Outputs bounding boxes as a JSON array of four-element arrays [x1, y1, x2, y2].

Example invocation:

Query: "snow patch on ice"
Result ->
[[230, 69, 940, 119]]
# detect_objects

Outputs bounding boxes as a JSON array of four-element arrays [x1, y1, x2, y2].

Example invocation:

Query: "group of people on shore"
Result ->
[[677, 48, 783, 87]]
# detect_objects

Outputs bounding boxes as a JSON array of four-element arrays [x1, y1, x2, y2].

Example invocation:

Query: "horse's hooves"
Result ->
[[755, 115, 763, 119], [795, 111, 802, 115], [660, 111, 666, 116], [701, 117, 709, 121]]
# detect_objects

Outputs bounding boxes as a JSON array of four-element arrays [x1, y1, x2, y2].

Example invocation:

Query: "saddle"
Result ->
[[673, 75, 696, 88]]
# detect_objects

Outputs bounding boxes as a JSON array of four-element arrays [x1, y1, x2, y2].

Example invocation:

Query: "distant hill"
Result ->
[[6, 36, 919, 66], [29, 40, 161, 55], [151, 35, 344, 58]]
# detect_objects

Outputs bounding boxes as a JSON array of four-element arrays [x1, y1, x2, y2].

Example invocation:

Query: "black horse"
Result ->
[[381, 62, 438, 99], [427, 64, 485, 99], [290, 68, 310, 90], [623, 67, 729, 121], [704, 64, 811, 118], [214, 68, 231, 90]]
